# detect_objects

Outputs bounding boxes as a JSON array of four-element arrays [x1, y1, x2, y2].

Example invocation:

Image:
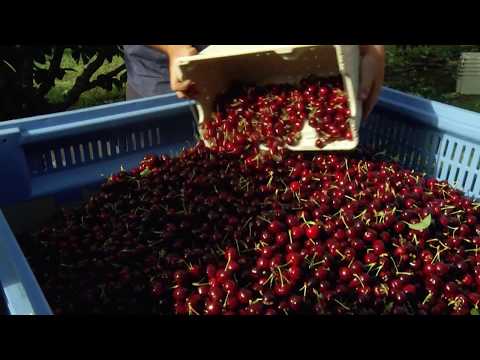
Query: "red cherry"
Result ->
[[306, 225, 320, 239], [338, 267, 353, 282], [291, 226, 305, 240], [286, 252, 304, 267], [237, 288, 253, 305], [315, 266, 329, 280], [403, 284, 417, 297], [290, 181, 301, 193], [435, 262, 449, 277]]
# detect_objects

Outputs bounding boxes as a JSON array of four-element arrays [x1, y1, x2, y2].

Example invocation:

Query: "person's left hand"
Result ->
[[166, 45, 199, 99], [358, 45, 385, 120]]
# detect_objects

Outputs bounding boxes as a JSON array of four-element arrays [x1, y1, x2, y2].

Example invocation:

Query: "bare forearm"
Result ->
[[360, 45, 385, 60], [358, 45, 385, 119], [146, 45, 198, 98]]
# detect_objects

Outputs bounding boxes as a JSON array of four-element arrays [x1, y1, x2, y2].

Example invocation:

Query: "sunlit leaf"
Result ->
[[405, 214, 432, 231]]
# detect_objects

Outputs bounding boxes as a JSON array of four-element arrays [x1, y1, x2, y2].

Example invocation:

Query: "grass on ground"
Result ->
[[441, 94, 480, 113]]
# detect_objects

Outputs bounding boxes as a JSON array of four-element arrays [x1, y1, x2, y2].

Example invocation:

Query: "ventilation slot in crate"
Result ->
[[27, 123, 165, 174], [361, 106, 480, 199], [23, 112, 197, 180]]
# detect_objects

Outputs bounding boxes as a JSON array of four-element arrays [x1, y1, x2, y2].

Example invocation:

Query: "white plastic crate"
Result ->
[[457, 52, 480, 95], [176, 45, 362, 151]]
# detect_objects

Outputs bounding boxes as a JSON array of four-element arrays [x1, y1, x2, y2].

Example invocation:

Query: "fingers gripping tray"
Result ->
[[176, 45, 362, 151]]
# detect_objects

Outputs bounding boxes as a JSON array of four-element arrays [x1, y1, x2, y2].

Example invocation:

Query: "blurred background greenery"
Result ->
[[1, 45, 480, 122], [384, 45, 480, 112], [45, 48, 126, 108]]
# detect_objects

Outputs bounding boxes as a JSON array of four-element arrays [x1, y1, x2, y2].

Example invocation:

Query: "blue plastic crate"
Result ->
[[0, 210, 51, 314], [362, 88, 480, 200], [1, 88, 480, 315], [0, 93, 198, 206]]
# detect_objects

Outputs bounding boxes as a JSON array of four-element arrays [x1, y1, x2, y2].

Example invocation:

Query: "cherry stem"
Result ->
[[294, 192, 302, 204], [224, 255, 231, 272], [366, 263, 376, 274], [267, 171, 274, 187], [235, 239, 241, 254], [277, 267, 284, 287], [354, 209, 367, 219], [257, 215, 271, 224], [265, 272, 275, 285], [310, 261, 325, 268], [334, 299, 351, 311], [344, 159, 352, 182], [375, 264, 384, 277], [390, 256, 400, 274], [336, 249, 346, 261], [340, 215, 350, 229], [308, 253, 317, 269], [381, 284, 389, 295], [422, 292, 432, 305], [353, 274, 364, 288], [269, 272, 275, 288], [223, 292, 229, 308], [301, 213, 309, 227], [188, 303, 200, 316]]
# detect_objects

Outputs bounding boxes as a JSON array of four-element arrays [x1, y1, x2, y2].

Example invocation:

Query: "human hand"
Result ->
[[359, 45, 385, 120], [166, 45, 198, 98]]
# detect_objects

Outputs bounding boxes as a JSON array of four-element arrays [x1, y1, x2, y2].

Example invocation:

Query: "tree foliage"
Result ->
[[0, 45, 126, 121], [385, 45, 480, 100]]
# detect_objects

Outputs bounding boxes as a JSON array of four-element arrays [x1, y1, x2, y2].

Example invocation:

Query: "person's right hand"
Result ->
[[166, 45, 198, 98], [358, 45, 385, 120]]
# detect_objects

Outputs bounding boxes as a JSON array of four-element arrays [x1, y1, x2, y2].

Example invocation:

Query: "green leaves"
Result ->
[[112, 78, 124, 90], [471, 308, 480, 316], [405, 214, 432, 231], [384, 45, 480, 107], [385, 302, 394, 313], [140, 168, 151, 177], [0, 45, 126, 122]]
